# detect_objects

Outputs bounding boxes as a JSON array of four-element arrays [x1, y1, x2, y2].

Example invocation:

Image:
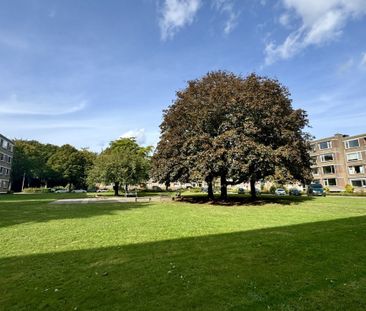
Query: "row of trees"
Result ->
[[11, 141, 96, 191], [11, 138, 151, 195], [11, 71, 312, 200]]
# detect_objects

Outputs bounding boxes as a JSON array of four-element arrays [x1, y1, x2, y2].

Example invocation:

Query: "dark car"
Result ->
[[289, 188, 301, 196], [307, 183, 326, 196], [238, 188, 245, 194]]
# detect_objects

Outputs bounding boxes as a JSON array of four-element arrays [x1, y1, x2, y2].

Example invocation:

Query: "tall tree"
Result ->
[[152, 71, 312, 200], [11, 140, 60, 191], [88, 138, 151, 196], [47, 144, 88, 191]]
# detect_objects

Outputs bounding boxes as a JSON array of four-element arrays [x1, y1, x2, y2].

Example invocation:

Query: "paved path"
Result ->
[[50, 196, 170, 205]]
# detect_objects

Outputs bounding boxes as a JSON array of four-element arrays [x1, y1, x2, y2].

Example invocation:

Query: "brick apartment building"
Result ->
[[310, 133, 366, 192], [0, 133, 14, 193]]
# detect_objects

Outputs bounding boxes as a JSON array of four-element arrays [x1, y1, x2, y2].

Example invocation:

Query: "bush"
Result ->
[[269, 185, 277, 194], [345, 184, 354, 193], [188, 187, 202, 193], [23, 188, 51, 193]]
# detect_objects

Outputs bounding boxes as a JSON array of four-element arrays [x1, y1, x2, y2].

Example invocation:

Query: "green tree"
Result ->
[[47, 145, 88, 191], [11, 140, 60, 191], [152, 71, 312, 200], [88, 138, 151, 196]]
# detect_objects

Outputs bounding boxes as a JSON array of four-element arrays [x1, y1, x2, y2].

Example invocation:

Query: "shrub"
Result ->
[[345, 184, 354, 193], [269, 185, 277, 194], [23, 188, 51, 193]]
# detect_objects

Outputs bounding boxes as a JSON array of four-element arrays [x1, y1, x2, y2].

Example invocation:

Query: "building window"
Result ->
[[0, 153, 3, 161], [0, 167, 3, 175], [310, 144, 316, 152], [344, 139, 360, 149], [319, 141, 332, 150], [324, 178, 337, 186], [346, 152, 362, 162], [312, 167, 319, 175], [323, 165, 335, 174], [348, 166, 365, 174], [350, 179, 366, 187], [320, 153, 334, 162], [7, 156, 11, 163]]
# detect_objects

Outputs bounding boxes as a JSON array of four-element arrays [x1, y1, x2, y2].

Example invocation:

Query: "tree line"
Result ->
[[11, 71, 312, 200], [11, 138, 151, 195]]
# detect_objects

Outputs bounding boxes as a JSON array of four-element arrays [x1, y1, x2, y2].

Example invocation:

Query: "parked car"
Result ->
[[55, 189, 68, 193], [307, 183, 326, 196], [72, 189, 87, 193], [275, 188, 287, 196], [289, 188, 301, 196], [96, 189, 108, 193], [201, 187, 208, 193], [237, 188, 245, 194]]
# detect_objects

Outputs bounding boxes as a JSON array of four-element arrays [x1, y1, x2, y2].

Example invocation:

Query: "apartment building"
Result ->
[[0, 133, 14, 193], [310, 133, 366, 192]]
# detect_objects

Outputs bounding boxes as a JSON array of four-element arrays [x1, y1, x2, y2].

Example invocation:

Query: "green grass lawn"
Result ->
[[1, 194, 366, 310]]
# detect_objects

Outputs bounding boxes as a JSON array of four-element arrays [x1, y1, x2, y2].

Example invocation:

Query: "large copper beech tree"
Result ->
[[151, 71, 312, 200]]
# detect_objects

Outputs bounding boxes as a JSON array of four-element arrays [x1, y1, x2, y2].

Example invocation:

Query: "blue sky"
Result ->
[[1, 0, 366, 151]]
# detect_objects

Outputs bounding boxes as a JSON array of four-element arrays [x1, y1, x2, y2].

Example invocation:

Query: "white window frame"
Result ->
[[348, 165, 365, 175], [322, 165, 335, 174], [346, 152, 362, 162], [324, 178, 337, 186], [318, 141, 332, 150], [320, 153, 334, 162], [344, 138, 360, 149], [350, 178, 366, 187]]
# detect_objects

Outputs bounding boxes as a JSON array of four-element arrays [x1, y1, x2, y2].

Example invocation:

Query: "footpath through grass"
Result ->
[[1, 194, 366, 310]]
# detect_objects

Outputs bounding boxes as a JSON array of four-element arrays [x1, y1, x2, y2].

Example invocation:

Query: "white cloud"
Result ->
[[279, 13, 291, 27], [265, 0, 366, 64], [0, 94, 87, 115], [120, 128, 146, 145], [213, 0, 240, 34], [159, 0, 201, 40], [361, 52, 366, 67]]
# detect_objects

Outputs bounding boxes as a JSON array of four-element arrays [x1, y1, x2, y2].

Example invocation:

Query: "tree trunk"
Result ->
[[220, 174, 228, 201], [250, 175, 257, 200], [207, 179, 214, 200], [114, 182, 119, 196], [165, 180, 170, 191], [21, 172, 26, 192]]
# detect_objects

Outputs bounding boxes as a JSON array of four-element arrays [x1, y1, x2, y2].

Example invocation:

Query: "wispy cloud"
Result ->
[[120, 128, 146, 145], [0, 94, 87, 116], [0, 31, 28, 50], [213, 0, 240, 34], [361, 52, 366, 67], [265, 0, 366, 65], [337, 58, 354, 74], [159, 0, 201, 40]]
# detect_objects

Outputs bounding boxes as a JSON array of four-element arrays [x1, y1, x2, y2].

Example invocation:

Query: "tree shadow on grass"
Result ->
[[0, 201, 151, 229], [1, 216, 366, 310], [179, 194, 315, 206]]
